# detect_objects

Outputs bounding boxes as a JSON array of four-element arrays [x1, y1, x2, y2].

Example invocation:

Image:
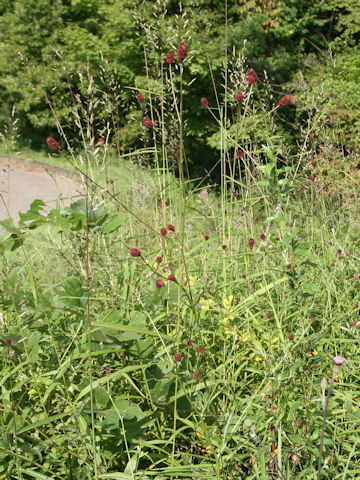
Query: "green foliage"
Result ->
[[0, 0, 358, 169]]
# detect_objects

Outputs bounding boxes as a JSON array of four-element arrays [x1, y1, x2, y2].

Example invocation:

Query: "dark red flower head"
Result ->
[[156, 256, 163, 263], [174, 353, 182, 362], [130, 248, 141, 257], [97, 137, 105, 145], [187, 340, 193, 346], [287, 333, 294, 340], [266, 312, 272, 318], [199, 347, 205, 354], [5, 338, 11, 345], [329, 93, 334, 98], [200, 97, 209, 108], [168, 274, 176, 281], [156, 279, 165, 290], [236, 92, 244, 102], [248, 238, 255, 249], [166, 51, 174, 64], [247, 68, 258, 84], [278, 95, 292, 107], [222, 245, 228, 250], [167, 224, 175, 232], [177, 41, 188, 63], [204, 235, 209, 241], [136, 93, 144, 102], [160, 227, 167, 236], [237, 148, 244, 159], [260, 233, 266, 240], [143, 117, 153, 129], [46, 137, 59, 151], [194, 372, 200, 378]]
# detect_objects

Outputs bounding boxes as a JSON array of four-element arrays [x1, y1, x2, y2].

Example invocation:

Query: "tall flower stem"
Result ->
[[317, 365, 341, 479]]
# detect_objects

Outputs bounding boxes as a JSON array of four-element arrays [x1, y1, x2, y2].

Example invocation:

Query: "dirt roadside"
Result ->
[[0, 156, 84, 224]]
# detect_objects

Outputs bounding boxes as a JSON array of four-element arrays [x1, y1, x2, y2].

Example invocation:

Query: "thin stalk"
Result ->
[[317, 371, 337, 479], [85, 168, 98, 477]]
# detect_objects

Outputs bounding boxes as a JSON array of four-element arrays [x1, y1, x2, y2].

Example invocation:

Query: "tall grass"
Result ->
[[0, 3, 360, 479]]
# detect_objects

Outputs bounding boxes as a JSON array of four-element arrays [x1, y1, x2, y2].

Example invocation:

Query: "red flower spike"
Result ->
[[143, 117, 153, 129], [222, 245, 228, 250], [5, 339, 11, 345], [177, 41, 188, 63], [187, 340, 193, 346], [286, 264, 292, 270], [242, 274, 246, 279], [166, 51, 174, 64], [160, 227, 167, 236], [156, 279, 165, 290], [167, 224, 175, 232], [237, 148, 244, 159], [168, 274, 176, 281], [351, 321, 357, 327], [248, 238, 255, 249], [309, 317, 315, 323], [278, 95, 292, 107], [200, 97, 209, 108], [108, 179, 114, 184], [329, 93, 334, 98], [199, 347, 205, 354], [97, 137, 105, 145], [136, 93, 144, 102], [194, 372, 200, 379], [247, 68, 258, 84], [236, 92, 244, 102], [266, 312, 272, 318], [105, 369, 111, 375], [174, 353, 182, 362], [46, 137, 59, 151], [130, 248, 141, 257], [204, 235, 209, 241], [156, 256, 162, 264], [287, 333, 294, 340], [260, 233, 266, 240]]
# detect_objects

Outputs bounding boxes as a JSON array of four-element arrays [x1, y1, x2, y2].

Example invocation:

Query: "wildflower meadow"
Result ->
[[1, 1, 360, 479]]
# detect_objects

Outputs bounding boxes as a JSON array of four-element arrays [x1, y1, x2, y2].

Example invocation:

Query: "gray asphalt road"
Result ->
[[0, 157, 84, 224]]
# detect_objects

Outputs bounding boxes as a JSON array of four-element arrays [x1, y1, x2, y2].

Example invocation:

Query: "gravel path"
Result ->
[[0, 157, 84, 224]]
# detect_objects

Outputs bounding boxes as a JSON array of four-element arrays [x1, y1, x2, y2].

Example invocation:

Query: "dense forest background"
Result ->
[[0, 0, 359, 175]]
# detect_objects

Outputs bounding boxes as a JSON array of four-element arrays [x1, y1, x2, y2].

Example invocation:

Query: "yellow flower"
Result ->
[[222, 294, 234, 311], [200, 298, 215, 311], [222, 294, 234, 321], [189, 275, 199, 287]]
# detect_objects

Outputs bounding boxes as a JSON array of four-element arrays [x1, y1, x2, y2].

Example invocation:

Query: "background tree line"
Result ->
[[0, 0, 359, 175]]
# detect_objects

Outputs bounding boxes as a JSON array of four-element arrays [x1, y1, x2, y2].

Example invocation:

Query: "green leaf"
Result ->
[[102, 213, 127, 234], [19, 469, 54, 480], [17, 413, 69, 434]]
